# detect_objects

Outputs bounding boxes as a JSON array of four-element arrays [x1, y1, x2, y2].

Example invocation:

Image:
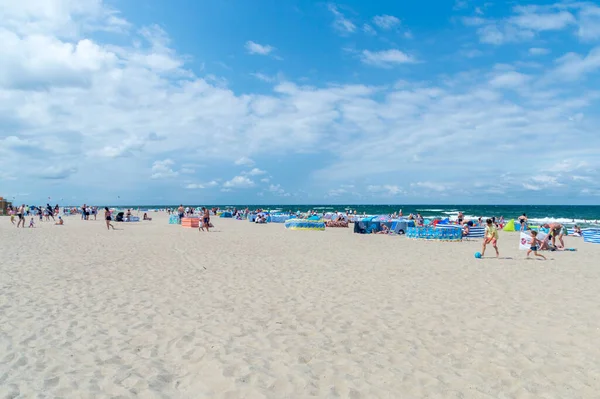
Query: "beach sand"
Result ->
[[1, 213, 599, 398]]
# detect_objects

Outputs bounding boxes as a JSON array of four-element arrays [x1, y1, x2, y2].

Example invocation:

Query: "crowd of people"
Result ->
[[170, 205, 214, 232], [3, 204, 589, 259], [7, 203, 63, 228]]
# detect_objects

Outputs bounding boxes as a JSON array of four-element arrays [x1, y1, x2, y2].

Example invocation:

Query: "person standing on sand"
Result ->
[[201, 207, 211, 232], [178, 204, 185, 223], [518, 213, 527, 231], [104, 207, 115, 230], [481, 218, 499, 258], [16, 204, 25, 228]]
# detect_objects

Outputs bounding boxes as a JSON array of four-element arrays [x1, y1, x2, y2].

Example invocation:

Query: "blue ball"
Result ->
[[474, 252, 482, 259]]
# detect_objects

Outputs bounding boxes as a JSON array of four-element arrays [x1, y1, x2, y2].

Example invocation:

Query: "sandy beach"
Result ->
[[1, 212, 599, 398]]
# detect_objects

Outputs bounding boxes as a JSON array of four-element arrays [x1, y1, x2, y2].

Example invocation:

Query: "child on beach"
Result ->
[[527, 231, 546, 260], [29, 218, 35, 228], [481, 218, 499, 258]]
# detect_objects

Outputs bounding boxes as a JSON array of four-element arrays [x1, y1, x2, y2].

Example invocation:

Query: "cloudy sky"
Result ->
[[1, 0, 599, 205]]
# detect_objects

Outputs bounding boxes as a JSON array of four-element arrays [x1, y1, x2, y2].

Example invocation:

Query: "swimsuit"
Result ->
[[530, 245, 538, 251]]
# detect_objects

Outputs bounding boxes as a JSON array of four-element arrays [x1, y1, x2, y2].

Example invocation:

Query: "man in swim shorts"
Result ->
[[544, 223, 565, 249], [177, 204, 185, 223]]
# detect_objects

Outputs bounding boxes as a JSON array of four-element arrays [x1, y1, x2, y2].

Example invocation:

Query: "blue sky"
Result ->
[[1, 0, 600, 205]]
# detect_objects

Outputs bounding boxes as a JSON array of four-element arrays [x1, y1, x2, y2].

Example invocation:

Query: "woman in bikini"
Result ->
[[104, 207, 115, 230], [518, 213, 527, 231]]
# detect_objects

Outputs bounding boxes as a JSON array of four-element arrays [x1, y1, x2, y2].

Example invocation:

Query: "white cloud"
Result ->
[[223, 175, 255, 188], [328, 4, 356, 34], [361, 49, 416, 67], [531, 175, 562, 187], [245, 41, 274, 56], [454, 0, 469, 10], [268, 184, 290, 197], [151, 159, 178, 179], [260, 177, 270, 183], [244, 168, 267, 176], [234, 157, 255, 166], [0, 0, 129, 38], [489, 71, 530, 88], [39, 165, 78, 180], [372, 15, 400, 30], [551, 47, 600, 81], [362, 24, 376, 35], [185, 183, 204, 189], [367, 185, 403, 196], [577, 4, 600, 40], [464, 3, 599, 45], [91, 136, 149, 158], [509, 8, 575, 31], [529, 47, 550, 56], [185, 180, 219, 189], [326, 188, 347, 197], [251, 72, 275, 82], [410, 182, 448, 192]]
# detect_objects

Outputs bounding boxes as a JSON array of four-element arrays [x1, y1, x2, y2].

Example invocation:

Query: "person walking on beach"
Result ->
[[527, 231, 546, 260], [481, 218, 499, 258], [104, 207, 115, 230], [46, 203, 55, 221], [201, 207, 211, 232], [8, 205, 15, 225], [16, 204, 25, 228]]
